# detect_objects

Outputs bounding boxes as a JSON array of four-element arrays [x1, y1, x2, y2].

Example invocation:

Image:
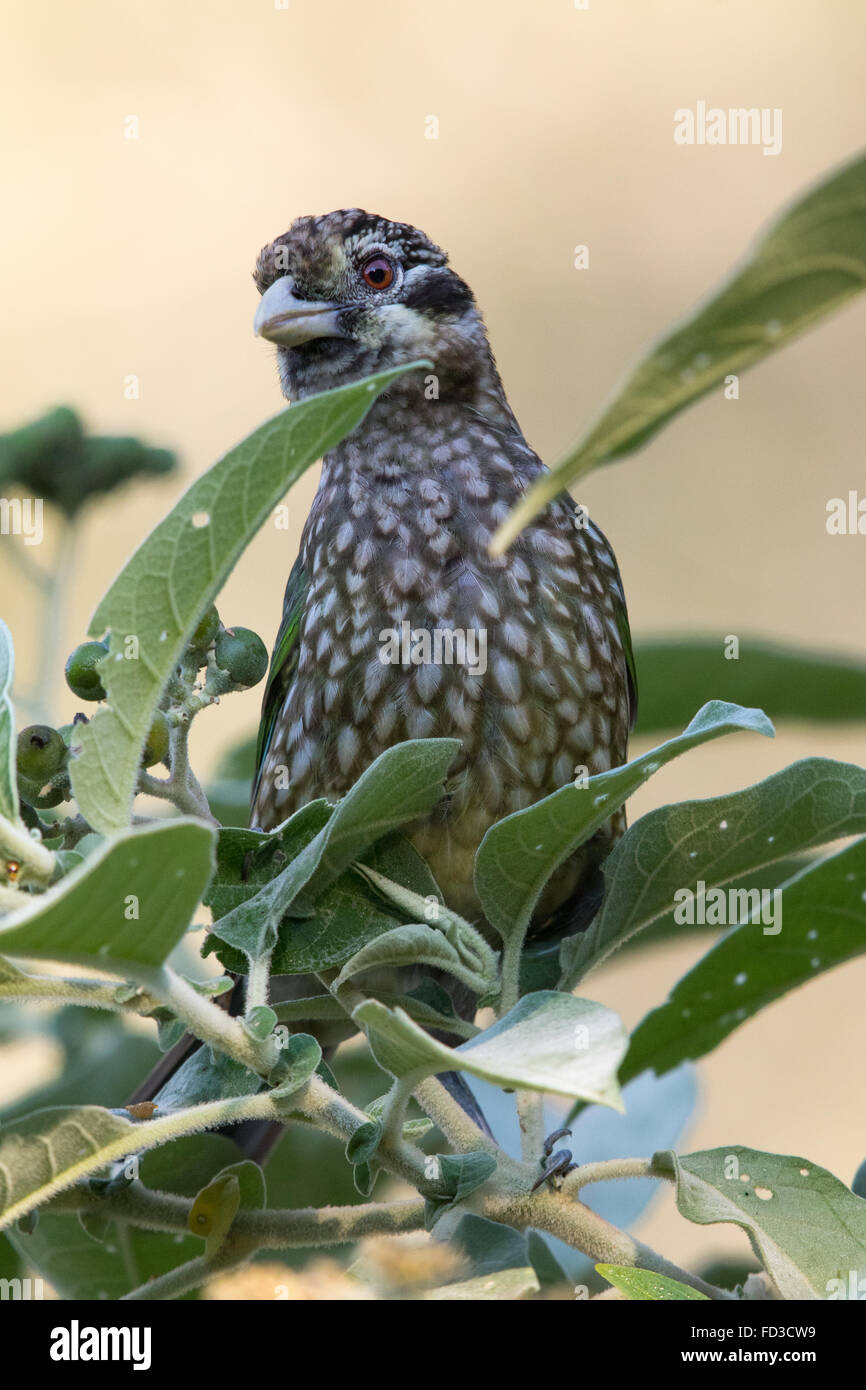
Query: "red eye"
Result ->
[[361, 255, 394, 290]]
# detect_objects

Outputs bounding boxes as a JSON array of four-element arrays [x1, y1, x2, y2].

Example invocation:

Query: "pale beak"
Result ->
[[253, 276, 347, 347]]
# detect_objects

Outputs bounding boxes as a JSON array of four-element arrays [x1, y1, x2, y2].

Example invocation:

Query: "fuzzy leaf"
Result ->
[[69, 362, 430, 834], [493, 150, 866, 549], [0, 1067, 312, 1232], [561, 757, 866, 989], [356, 991, 627, 1108], [595, 1264, 708, 1300], [475, 701, 773, 946], [623, 836, 866, 1084], [634, 638, 866, 735], [335, 922, 498, 996], [0, 820, 215, 973], [655, 1146, 866, 1300], [209, 740, 459, 961]]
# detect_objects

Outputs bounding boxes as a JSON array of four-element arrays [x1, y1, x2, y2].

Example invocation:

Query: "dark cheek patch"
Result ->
[[403, 271, 474, 317]]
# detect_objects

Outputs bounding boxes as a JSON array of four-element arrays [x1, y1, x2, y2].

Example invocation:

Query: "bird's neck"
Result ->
[[327, 350, 521, 460]]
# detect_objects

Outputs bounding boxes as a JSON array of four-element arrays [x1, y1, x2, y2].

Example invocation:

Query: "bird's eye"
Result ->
[[361, 255, 394, 290]]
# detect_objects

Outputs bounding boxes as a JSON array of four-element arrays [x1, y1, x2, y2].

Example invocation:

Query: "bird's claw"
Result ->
[[542, 1126, 572, 1158], [531, 1149, 576, 1192], [532, 1127, 577, 1191]]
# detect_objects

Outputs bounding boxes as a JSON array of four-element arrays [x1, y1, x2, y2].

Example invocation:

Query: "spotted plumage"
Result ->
[[251, 209, 635, 935]]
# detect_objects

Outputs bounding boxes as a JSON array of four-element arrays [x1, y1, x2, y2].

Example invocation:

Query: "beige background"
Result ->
[[2, 0, 865, 1278]]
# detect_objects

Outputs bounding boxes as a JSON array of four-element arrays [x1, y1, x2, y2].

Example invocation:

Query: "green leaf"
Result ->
[[210, 739, 459, 961], [346, 1120, 383, 1167], [0, 1068, 309, 1232], [7, 1134, 240, 1299], [634, 638, 866, 735], [188, 1172, 240, 1258], [188, 1159, 265, 1258], [152, 1047, 262, 1111], [0, 819, 215, 973], [265, 1033, 322, 1091], [356, 991, 627, 1108], [220, 1159, 266, 1212], [68, 362, 430, 834], [623, 836, 866, 1085], [208, 829, 445, 978], [0, 620, 17, 822], [424, 1152, 498, 1228], [561, 756, 866, 990], [527, 1230, 570, 1287], [595, 1263, 708, 1300], [655, 1146, 866, 1300], [451, 1213, 530, 1277], [352, 1160, 379, 1197], [0, 407, 176, 518], [335, 922, 498, 997], [475, 701, 773, 947], [492, 150, 866, 549], [245, 1005, 278, 1041], [204, 803, 331, 924]]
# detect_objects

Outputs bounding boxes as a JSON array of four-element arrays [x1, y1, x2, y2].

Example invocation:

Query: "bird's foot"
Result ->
[[531, 1127, 577, 1192]]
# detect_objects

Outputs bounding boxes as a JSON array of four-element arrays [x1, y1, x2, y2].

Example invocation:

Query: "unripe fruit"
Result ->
[[189, 605, 220, 658], [18, 799, 40, 830], [16, 725, 67, 783], [141, 710, 170, 767], [65, 641, 109, 701], [213, 627, 268, 690], [29, 783, 66, 809]]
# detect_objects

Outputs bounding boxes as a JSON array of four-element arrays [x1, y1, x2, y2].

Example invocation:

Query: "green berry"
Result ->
[[17, 726, 67, 783], [213, 627, 268, 690], [29, 783, 66, 809], [141, 710, 170, 767], [18, 799, 40, 831], [189, 605, 220, 658], [65, 641, 109, 701]]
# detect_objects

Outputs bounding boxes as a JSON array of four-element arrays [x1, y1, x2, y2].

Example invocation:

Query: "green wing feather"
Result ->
[[251, 557, 308, 811], [584, 516, 638, 732], [615, 599, 638, 732]]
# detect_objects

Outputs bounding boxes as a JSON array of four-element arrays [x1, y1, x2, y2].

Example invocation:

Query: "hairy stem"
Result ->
[[516, 1089, 545, 1165], [136, 965, 267, 1074], [53, 1181, 425, 1248], [246, 953, 272, 1013], [123, 1236, 258, 1301], [497, 937, 523, 1016], [488, 1187, 731, 1299], [413, 1076, 501, 1159], [562, 1157, 661, 1193], [0, 971, 160, 1015]]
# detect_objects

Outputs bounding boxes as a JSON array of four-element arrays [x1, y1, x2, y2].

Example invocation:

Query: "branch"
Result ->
[[413, 1076, 501, 1159], [52, 1180, 425, 1248], [0, 970, 160, 1016], [562, 1157, 661, 1193], [486, 1185, 732, 1301], [516, 1090, 545, 1164], [135, 965, 272, 1075]]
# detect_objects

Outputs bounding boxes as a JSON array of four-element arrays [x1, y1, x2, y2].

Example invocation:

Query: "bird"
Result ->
[[250, 208, 636, 937], [128, 210, 635, 1145]]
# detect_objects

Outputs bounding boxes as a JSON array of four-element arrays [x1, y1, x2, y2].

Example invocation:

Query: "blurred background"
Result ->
[[1, 0, 865, 1286]]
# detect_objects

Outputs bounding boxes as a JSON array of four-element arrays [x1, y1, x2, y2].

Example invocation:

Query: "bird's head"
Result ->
[[253, 209, 499, 405]]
